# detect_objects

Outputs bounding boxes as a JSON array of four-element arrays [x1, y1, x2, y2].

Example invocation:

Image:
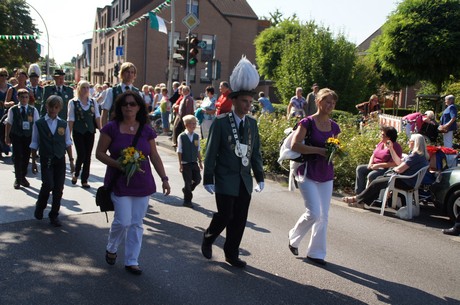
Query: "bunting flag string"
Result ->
[[0, 34, 39, 40], [95, 0, 171, 33]]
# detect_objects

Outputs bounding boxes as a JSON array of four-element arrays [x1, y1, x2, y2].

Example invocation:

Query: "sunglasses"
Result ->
[[122, 102, 138, 107], [0, 74, 7, 77]]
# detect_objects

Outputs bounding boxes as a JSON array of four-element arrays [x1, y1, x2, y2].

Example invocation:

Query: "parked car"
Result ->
[[430, 166, 460, 221]]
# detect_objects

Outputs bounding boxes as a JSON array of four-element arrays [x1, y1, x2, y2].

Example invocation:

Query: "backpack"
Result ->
[[278, 118, 312, 164]]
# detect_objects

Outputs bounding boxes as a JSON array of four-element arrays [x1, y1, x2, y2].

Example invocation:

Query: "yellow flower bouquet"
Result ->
[[117, 146, 146, 186], [325, 137, 347, 164]]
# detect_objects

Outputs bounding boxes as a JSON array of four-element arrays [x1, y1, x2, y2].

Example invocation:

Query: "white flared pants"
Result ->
[[106, 194, 149, 266], [288, 178, 333, 259]]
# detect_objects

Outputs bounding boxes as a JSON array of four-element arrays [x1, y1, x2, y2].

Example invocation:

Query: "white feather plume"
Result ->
[[28, 63, 41, 76], [229, 56, 260, 92]]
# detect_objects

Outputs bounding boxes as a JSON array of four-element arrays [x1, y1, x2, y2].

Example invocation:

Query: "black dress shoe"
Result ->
[[307, 256, 327, 266], [289, 243, 298, 256], [14, 179, 20, 189], [20, 178, 30, 187], [125, 265, 142, 275], [225, 257, 247, 268], [442, 224, 460, 236], [201, 235, 212, 259], [183, 201, 193, 208], [34, 207, 43, 220], [49, 217, 62, 227], [105, 250, 117, 265]]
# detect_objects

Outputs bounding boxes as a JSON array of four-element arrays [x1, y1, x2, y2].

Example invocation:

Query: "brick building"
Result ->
[[89, 0, 266, 97]]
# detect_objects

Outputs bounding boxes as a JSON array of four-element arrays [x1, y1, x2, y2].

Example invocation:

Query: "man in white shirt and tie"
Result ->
[[100, 62, 140, 127]]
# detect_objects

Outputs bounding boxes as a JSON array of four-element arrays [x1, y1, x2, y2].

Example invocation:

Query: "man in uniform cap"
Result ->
[[201, 56, 265, 268], [42, 69, 74, 119]]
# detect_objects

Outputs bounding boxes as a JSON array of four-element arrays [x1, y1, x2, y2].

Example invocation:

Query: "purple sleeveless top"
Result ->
[[101, 121, 157, 196], [297, 116, 341, 182]]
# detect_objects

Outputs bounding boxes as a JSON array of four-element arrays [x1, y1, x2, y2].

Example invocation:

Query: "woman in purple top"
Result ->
[[353, 126, 403, 196], [287, 88, 340, 266], [96, 91, 170, 275]]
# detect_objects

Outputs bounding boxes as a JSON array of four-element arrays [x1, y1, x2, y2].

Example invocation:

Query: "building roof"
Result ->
[[356, 27, 382, 54], [209, 0, 258, 19]]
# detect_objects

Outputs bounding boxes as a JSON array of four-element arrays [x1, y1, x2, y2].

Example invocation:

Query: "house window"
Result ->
[[188, 66, 196, 83], [186, 0, 199, 18], [172, 67, 179, 81], [200, 68, 211, 83]]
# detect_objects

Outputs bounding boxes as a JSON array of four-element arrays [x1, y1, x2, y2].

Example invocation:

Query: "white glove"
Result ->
[[255, 182, 264, 192], [204, 184, 215, 194]]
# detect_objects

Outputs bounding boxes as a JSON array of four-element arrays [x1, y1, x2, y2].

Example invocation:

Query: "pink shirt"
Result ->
[[373, 141, 403, 164]]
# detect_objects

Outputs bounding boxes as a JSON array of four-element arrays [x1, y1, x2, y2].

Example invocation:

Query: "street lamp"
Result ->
[[26, 2, 50, 78]]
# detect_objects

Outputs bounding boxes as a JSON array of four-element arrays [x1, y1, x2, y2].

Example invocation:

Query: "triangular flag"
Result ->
[[149, 12, 167, 35]]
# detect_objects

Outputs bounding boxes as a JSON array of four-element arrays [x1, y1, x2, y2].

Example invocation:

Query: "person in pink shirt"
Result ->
[[353, 126, 403, 195]]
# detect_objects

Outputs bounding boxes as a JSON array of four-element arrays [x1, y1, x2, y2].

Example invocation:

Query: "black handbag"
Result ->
[[96, 124, 143, 221]]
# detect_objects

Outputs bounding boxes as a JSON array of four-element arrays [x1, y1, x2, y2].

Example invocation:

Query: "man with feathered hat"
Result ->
[[201, 56, 265, 268]]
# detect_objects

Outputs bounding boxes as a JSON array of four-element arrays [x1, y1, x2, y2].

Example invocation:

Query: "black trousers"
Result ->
[[73, 131, 95, 183], [204, 181, 251, 259], [10, 134, 31, 180], [36, 156, 66, 219], [356, 175, 413, 205], [181, 162, 201, 202]]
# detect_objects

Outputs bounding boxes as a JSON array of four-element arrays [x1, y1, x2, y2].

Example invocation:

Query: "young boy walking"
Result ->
[[177, 115, 202, 208], [30, 95, 75, 227], [5, 88, 40, 189]]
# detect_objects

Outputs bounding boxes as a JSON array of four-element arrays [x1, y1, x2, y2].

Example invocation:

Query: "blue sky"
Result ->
[[25, 0, 399, 65]]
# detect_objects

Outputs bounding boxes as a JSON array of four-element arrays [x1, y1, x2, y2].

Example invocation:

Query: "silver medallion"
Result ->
[[242, 156, 249, 166]]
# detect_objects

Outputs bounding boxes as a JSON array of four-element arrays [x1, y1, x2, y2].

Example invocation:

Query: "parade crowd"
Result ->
[[1, 58, 459, 276]]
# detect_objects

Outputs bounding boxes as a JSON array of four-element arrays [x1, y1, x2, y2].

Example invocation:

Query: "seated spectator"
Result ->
[[343, 133, 429, 208], [354, 126, 403, 195]]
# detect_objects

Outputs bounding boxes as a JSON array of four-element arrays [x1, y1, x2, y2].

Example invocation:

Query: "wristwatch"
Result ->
[[161, 176, 169, 182]]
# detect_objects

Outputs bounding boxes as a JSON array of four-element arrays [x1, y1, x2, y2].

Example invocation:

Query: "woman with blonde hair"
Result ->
[[68, 80, 101, 188], [287, 88, 341, 266]]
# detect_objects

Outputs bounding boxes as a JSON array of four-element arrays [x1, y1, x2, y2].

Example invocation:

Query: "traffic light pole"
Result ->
[[185, 30, 191, 86]]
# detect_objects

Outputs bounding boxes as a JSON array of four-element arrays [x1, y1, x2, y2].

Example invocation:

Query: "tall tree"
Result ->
[[255, 19, 378, 111], [0, 0, 40, 70], [370, 0, 460, 93]]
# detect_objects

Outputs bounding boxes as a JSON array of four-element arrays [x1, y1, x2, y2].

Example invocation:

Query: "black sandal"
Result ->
[[105, 250, 117, 265], [71, 176, 77, 185], [125, 265, 142, 275]]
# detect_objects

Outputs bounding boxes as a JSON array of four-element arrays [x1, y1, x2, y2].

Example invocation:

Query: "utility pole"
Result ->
[[167, 0, 175, 93], [27, 2, 50, 79]]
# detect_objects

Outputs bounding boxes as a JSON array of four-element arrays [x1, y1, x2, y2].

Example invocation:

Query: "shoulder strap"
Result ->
[[131, 124, 143, 148]]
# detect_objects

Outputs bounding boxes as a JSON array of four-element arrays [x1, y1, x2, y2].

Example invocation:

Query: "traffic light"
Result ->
[[114, 63, 120, 78], [174, 38, 188, 67], [188, 36, 199, 67], [205, 61, 212, 79], [41, 65, 47, 74]]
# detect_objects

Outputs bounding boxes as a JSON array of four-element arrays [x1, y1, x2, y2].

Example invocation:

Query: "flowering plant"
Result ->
[[117, 146, 146, 186], [325, 137, 347, 164]]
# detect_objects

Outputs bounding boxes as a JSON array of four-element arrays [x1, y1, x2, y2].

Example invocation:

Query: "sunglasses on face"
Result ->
[[122, 102, 138, 107]]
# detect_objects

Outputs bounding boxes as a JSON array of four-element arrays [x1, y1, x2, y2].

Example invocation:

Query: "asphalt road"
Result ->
[[0, 133, 459, 305]]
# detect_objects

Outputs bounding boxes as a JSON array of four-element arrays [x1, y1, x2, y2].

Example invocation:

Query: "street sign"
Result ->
[[182, 13, 200, 31], [116, 46, 124, 56], [198, 41, 207, 49]]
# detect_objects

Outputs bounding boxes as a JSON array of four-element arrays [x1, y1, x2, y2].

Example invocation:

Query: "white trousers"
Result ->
[[106, 194, 149, 266], [288, 178, 333, 259], [443, 130, 454, 148]]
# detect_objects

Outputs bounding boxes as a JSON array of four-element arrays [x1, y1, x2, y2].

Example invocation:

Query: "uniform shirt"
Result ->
[[6, 104, 40, 125], [177, 130, 201, 163], [29, 114, 72, 150], [102, 83, 137, 111]]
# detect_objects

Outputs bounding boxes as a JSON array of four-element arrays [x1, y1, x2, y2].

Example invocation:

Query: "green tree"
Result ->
[[254, 19, 303, 80], [268, 21, 376, 111], [370, 0, 460, 93], [0, 0, 40, 70]]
